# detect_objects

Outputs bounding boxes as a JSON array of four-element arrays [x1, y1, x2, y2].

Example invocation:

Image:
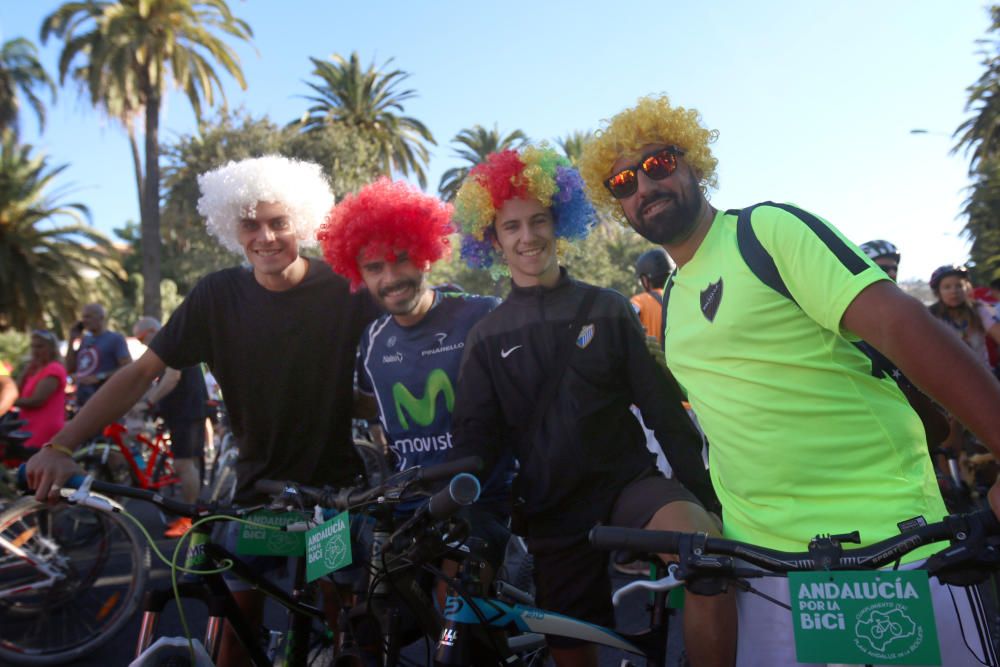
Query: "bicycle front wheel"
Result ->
[[0, 496, 150, 665]]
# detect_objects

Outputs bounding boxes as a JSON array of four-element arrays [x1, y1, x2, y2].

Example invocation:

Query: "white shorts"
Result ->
[[735, 571, 998, 667]]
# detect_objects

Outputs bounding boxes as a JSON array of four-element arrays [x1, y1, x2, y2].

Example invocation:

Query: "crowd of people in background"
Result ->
[[11, 93, 1000, 667]]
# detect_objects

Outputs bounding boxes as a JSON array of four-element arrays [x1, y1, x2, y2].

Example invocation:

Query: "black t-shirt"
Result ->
[[149, 258, 377, 503], [157, 365, 209, 424]]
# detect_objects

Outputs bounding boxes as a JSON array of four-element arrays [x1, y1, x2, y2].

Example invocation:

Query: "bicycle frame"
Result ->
[[84, 422, 178, 490]]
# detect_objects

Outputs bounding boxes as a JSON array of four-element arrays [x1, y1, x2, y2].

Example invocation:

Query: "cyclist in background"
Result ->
[[451, 146, 734, 667], [26, 155, 377, 667], [928, 264, 1000, 369], [66, 303, 131, 408], [132, 316, 209, 538], [630, 247, 675, 343], [579, 94, 1000, 666]]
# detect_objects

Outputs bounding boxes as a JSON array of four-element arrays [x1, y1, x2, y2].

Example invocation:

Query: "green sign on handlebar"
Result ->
[[789, 570, 940, 665], [236, 510, 308, 556]]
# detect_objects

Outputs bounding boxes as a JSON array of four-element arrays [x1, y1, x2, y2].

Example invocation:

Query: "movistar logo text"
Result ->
[[393, 368, 455, 429]]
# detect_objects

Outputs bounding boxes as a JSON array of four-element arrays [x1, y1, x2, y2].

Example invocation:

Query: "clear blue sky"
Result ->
[[0, 0, 990, 282]]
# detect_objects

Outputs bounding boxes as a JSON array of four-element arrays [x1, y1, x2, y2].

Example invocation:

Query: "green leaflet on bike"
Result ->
[[788, 570, 940, 665], [237, 509, 308, 556], [305, 510, 351, 582]]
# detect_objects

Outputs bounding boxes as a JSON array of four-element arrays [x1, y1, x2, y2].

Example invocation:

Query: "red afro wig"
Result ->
[[318, 178, 454, 289]]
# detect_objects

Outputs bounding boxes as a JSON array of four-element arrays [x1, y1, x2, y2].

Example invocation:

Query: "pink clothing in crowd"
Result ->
[[19, 361, 67, 448]]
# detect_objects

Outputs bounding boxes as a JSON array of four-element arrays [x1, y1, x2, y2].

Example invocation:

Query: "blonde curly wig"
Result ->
[[196, 155, 334, 255], [579, 95, 719, 225]]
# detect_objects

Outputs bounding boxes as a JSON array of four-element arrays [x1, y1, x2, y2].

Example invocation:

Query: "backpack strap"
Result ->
[[735, 202, 798, 306], [659, 271, 676, 341]]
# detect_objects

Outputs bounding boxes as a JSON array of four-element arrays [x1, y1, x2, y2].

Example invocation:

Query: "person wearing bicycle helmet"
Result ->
[[580, 94, 1000, 667], [928, 264, 1000, 368], [860, 239, 901, 281], [450, 146, 733, 667], [631, 247, 675, 343]]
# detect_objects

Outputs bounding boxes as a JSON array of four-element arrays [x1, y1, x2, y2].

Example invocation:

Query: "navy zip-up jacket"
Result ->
[[451, 269, 719, 538]]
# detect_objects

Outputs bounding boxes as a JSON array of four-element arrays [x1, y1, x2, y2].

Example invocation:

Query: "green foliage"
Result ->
[[0, 37, 56, 137], [956, 6, 1000, 281], [556, 130, 594, 167], [41, 0, 254, 318], [157, 110, 381, 293], [0, 130, 126, 333], [0, 329, 29, 368], [293, 52, 435, 188]]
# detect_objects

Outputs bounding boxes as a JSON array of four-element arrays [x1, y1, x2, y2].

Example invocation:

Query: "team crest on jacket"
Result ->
[[576, 324, 595, 349], [700, 279, 723, 322]]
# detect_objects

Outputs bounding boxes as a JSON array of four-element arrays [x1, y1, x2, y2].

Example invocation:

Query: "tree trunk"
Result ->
[[141, 92, 162, 319], [128, 125, 144, 214]]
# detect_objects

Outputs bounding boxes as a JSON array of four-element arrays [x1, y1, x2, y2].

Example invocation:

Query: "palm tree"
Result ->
[[954, 6, 1000, 171], [0, 131, 125, 331], [295, 52, 436, 188], [0, 38, 56, 137], [41, 0, 253, 319], [437, 124, 528, 202], [556, 130, 594, 167]]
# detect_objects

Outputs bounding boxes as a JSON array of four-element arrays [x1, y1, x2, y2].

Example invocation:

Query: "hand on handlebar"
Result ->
[[26, 446, 84, 504]]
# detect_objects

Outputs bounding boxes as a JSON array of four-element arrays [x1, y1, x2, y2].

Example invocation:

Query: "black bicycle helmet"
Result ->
[[860, 240, 900, 263], [929, 264, 969, 291], [635, 248, 676, 278]]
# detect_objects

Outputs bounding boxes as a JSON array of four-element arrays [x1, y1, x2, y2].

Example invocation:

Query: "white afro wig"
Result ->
[[196, 155, 335, 255]]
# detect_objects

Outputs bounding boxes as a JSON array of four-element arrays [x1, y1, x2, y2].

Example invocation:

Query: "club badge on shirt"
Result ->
[[576, 324, 595, 349], [700, 278, 724, 322]]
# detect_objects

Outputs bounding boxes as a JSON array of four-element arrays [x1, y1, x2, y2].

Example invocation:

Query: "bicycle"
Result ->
[[272, 463, 682, 667], [590, 510, 1000, 666], [0, 476, 149, 665], [16, 452, 483, 666], [75, 419, 178, 491]]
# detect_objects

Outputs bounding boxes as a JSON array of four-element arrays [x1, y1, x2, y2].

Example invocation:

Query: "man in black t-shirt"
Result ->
[[27, 155, 376, 667]]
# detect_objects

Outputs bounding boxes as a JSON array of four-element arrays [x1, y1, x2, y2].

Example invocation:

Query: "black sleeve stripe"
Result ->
[[767, 202, 870, 275]]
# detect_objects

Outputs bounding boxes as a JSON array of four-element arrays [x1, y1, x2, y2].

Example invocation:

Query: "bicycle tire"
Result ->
[[0, 496, 150, 665], [207, 448, 238, 504]]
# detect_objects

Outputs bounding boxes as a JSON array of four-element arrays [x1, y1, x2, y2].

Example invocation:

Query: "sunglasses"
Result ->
[[604, 146, 686, 199]]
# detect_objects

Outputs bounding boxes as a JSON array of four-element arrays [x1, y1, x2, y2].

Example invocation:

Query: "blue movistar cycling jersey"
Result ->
[[357, 291, 511, 508]]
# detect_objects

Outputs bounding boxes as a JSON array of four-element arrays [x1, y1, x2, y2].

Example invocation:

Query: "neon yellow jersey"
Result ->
[[664, 205, 947, 555]]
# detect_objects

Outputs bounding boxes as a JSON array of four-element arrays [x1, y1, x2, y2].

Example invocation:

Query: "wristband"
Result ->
[[42, 442, 75, 458]]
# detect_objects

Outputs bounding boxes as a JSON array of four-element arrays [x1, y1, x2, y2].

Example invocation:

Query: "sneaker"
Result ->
[[164, 517, 192, 539]]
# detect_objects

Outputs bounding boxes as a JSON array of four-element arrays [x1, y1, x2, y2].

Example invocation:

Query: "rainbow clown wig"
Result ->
[[318, 178, 454, 289], [197, 155, 334, 255], [453, 146, 598, 270], [579, 95, 719, 225]]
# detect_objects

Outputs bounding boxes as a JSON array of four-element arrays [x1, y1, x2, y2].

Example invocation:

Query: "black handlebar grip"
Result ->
[[419, 457, 484, 483], [16, 464, 86, 493], [426, 473, 481, 520], [589, 526, 681, 554]]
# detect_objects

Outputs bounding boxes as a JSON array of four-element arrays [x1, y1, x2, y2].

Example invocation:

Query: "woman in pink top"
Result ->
[[14, 330, 67, 448]]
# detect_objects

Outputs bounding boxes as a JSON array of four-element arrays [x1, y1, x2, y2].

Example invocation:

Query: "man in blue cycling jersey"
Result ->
[[580, 94, 1000, 667], [319, 177, 512, 566]]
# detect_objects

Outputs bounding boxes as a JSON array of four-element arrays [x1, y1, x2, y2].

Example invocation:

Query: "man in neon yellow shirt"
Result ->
[[580, 95, 1000, 667]]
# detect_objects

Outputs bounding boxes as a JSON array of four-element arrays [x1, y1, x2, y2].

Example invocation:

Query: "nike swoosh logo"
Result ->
[[500, 345, 522, 359]]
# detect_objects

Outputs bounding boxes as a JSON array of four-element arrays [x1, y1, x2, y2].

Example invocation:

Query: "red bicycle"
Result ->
[[74, 420, 179, 490]]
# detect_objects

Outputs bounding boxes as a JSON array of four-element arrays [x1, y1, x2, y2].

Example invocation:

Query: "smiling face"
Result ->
[[491, 197, 560, 288], [238, 201, 301, 274], [358, 251, 434, 325], [611, 143, 706, 246]]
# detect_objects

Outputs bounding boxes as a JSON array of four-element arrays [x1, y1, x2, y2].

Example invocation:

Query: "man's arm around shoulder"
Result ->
[[26, 349, 167, 502]]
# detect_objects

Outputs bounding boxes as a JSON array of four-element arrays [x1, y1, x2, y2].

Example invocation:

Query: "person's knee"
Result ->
[[645, 500, 721, 536]]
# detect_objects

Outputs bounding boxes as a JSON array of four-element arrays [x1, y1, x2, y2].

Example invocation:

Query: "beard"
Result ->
[[378, 277, 426, 315], [628, 171, 703, 245]]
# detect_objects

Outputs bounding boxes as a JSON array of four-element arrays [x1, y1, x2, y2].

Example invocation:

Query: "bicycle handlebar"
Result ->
[[589, 509, 1000, 574]]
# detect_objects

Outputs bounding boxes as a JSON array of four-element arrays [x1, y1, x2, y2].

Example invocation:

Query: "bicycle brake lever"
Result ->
[[66, 475, 123, 513], [611, 563, 684, 607]]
